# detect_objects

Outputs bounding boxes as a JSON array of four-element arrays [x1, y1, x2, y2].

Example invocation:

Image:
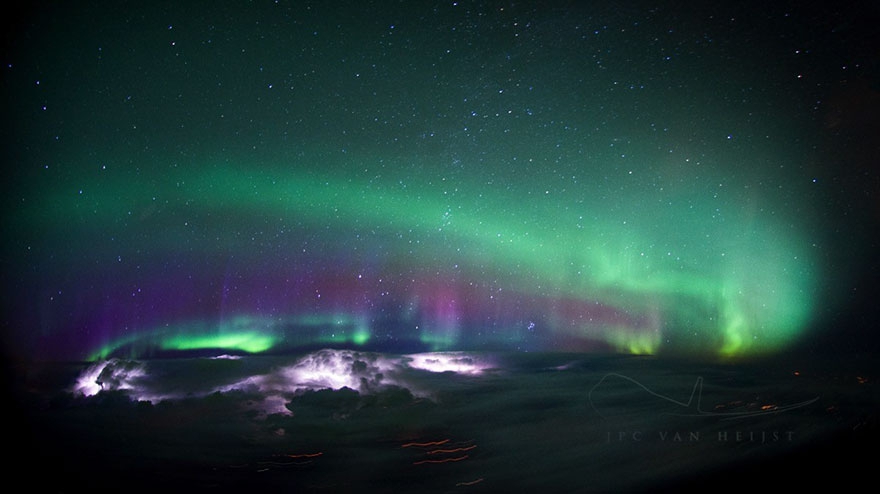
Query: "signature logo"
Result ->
[[589, 372, 818, 420]]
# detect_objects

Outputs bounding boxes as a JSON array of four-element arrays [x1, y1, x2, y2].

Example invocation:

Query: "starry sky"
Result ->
[[2, 0, 878, 362]]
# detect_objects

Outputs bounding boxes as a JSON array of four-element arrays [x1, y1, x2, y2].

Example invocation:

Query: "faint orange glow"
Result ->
[[402, 439, 450, 448], [793, 371, 800, 376], [414, 455, 469, 465], [714, 400, 746, 411], [283, 452, 323, 459], [428, 445, 477, 455], [404, 438, 478, 469], [760, 404, 777, 411], [857, 376, 868, 384]]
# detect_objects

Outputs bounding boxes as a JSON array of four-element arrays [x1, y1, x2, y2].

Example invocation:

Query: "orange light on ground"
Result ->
[[402, 439, 450, 448], [414, 455, 469, 465]]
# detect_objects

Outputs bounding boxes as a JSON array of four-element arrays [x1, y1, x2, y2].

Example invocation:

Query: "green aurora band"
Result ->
[[87, 314, 372, 361], [28, 152, 817, 360]]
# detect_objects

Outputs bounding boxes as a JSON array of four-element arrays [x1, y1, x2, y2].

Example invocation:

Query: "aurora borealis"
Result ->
[[2, 0, 878, 362], [4, 4, 880, 492]]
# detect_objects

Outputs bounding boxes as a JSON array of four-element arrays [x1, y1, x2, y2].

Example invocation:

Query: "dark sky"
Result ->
[[2, 0, 878, 362]]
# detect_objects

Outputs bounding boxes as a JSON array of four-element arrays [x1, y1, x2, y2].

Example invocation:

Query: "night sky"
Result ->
[[2, 0, 878, 363]]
